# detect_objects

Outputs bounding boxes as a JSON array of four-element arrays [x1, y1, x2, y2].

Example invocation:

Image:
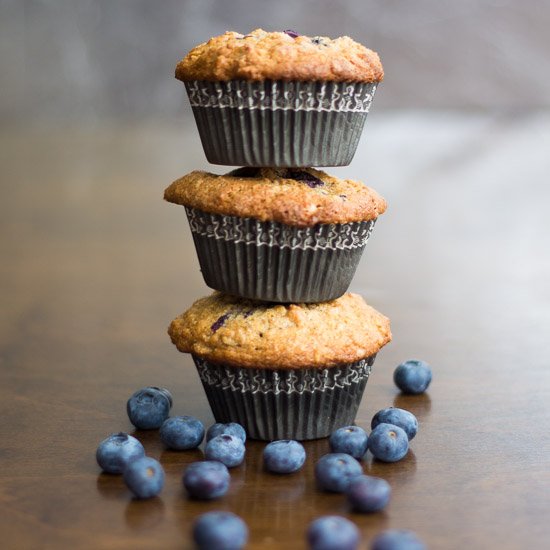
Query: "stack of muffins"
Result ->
[[166, 29, 391, 441]]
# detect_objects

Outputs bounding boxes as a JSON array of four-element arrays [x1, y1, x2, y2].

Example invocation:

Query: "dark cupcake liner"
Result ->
[[185, 207, 376, 303], [184, 80, 378, 167], [193, 355, 376, 441]]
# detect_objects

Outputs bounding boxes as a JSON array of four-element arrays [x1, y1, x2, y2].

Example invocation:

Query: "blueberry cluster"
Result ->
[[97, 362, 432, 548], [96, 387, 253, 501]]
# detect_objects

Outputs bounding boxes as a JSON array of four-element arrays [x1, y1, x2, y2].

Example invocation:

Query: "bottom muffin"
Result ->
[[168, 292, 391, 440]]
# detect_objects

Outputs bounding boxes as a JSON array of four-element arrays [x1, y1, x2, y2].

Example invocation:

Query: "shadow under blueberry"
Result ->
[[393, 393, 432, 421], [124, 497, 166, 531], [96, 472, 127, 500], [129, 428, 166, 455], [159, 447, 205, 468], [363, 448, 418, 485]]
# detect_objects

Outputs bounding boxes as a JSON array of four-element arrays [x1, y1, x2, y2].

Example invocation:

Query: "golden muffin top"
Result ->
[[164, 168, 387, 227], [176, 29, 383, 82], [168, 292, 391, 369]]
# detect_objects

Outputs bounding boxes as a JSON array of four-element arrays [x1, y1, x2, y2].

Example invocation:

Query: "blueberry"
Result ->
[[126, 386, 172, 429], [346, 475, 391, 513], [285, 169, 325, 188], [211, 313, 231, 333], [283, 29, 299, 39], [307, 516, 360, 550], [393, 360, 432, 394], [371, 408, 418, 441], [367, 423, 409, 463], [193, 511, 248, 550], [206, 422, 247, 444], [183, 460, 230, 500], [160, 415, 204, 450], [228, 167, 261, 178], [123, 456, 165, 499], [96, 432, 145, 474], [315, 453, 363, 493], [371, 529, 426, 550], [205, 434, 245, 468], [329, 426, 369, 460], [263, 440, 306, 474]]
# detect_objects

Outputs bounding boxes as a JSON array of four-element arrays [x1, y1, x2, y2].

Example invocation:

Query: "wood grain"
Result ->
[[1, 115, 549, 549]]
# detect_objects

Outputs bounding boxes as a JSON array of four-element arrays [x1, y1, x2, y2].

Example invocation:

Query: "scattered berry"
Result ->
[[193, 511, 248, 550], [263, 440, 306, 474], [315, 453, 363, 493], [307, 515, 360, 550], [368, 423, 409, 463], [183, 460, 230, 500], [123, 456, 165, 499], [346, 475, 391, 513], [206, 422, 247, 444], [126, 386, 172, 429], [371, 408, 418, 441], [205, 434, 245, 468], [371, 529, 426, 550], [160, 415, 204, 450], [329, 426, 369, 459], [393, 360, 432, 394], [96, 432, 145, 474]]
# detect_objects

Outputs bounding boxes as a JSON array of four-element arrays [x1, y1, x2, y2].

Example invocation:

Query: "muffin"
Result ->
[[168, 292, 391, 440], [164, 167, 387, 303], [176, 29, 383, 167]]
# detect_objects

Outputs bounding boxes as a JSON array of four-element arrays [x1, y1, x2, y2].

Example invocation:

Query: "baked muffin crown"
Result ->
[[176, 29, 383, 83], [168, 292, 391, 369], [164, 168, 387, 227]]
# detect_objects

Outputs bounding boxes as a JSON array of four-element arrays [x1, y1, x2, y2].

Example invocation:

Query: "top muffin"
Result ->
[[176, 29, 384, 82]]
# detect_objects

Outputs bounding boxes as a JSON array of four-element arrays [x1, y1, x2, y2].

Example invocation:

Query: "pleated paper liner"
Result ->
[[184, 80, 378, 167], [193, 355, 376, 441], [185, 207, 376, 303]]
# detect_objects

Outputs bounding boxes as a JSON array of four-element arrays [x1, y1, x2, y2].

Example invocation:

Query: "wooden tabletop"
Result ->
[[1, 113, 549, 549]]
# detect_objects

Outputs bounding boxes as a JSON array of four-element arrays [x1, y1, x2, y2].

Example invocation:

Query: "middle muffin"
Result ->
[[164, 167, 386, 303]]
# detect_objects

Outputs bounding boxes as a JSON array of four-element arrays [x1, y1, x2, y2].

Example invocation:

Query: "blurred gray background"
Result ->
[[2, 0, 550, 123]]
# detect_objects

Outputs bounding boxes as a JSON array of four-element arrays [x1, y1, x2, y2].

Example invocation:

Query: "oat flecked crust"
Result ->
[[175, 29, 383, 83], [164, 168, 386, 227], [168, 292, 391, 370]]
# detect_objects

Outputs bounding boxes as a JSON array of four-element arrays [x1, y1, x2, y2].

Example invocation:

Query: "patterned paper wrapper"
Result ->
[[185, 207, 376, 303], [193, 355, 376, 441], [184, 80, 378, 167]]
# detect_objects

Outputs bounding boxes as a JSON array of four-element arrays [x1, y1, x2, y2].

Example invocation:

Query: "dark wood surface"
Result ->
[[1, 114, 549, 549]]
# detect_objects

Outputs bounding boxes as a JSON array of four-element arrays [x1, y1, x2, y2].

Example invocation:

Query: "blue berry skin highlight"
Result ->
[[206, 422, 247, 444], [393, 360, 432, 394], [346, 475, 391, 513], [329, 425, 369, 460], [315, 453, 363, 493], [205, 434, 245, 468], [368, 423, 409, 463], [193, 511, 248, 550], [123, 456, 165, 499], [183, 460, 230, 500], [371, 408, 418, 441], [263, 440, 306, 474], [160, 415, 205, 450], [307, 515, 360, 550], [126, 386, 172, 429], [371, 529, 427, 550], [96, 432, 145, 474]]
